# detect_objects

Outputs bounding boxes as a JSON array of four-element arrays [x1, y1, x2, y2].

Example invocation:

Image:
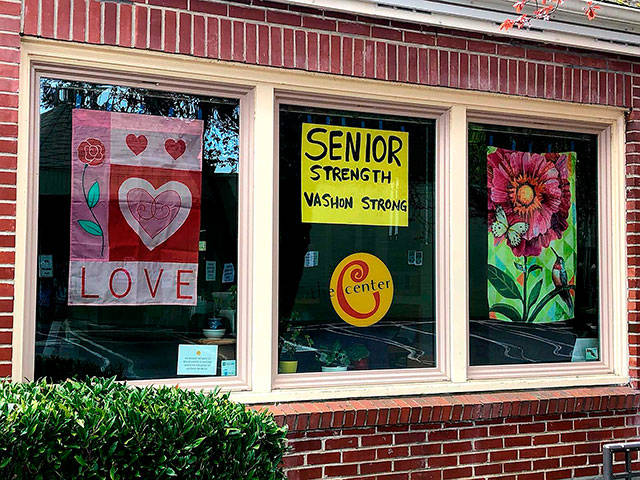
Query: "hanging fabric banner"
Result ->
[[68, 110, 203, 306], [487, 147, 576, 323]]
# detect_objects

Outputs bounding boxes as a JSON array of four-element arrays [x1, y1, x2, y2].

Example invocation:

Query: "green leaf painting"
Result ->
[[487, 264, 521, 300], [490, 303, 522, 323], [78, 220, 103, 236], [528, 279, 543, 309], [87, 181, 100, 209]]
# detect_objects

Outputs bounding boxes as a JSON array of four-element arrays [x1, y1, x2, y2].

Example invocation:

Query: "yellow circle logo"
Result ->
[[329, 253, 393, 327]]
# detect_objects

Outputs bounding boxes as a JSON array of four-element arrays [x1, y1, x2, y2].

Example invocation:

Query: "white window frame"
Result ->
[[14, 38, 628, 403]]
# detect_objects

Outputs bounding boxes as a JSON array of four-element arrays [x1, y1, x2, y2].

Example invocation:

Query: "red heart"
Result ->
[[126, 134, 148, 156], [165, 139, 186, 160]]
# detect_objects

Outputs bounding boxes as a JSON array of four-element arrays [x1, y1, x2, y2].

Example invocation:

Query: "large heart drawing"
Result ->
[[118, 178, 192, 251], [126, 134, 148, 155], [165, 139, 186, 160]]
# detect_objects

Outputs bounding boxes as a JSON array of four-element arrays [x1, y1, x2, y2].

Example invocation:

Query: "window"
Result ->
[[18, 42, 627, 400], [35, 77, 240, 381], [277, 105, 436, 374], [468, 124, 600, 366]]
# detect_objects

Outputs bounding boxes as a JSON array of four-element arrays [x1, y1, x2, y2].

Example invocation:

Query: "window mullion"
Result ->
[[446, 105, 468, 383], [251, 84, 276, 394]]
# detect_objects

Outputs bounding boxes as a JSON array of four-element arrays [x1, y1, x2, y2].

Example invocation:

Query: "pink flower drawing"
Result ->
[[488, 148, 571, 257]]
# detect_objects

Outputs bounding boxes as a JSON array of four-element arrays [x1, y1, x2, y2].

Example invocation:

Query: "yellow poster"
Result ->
[[301, 123, 409, 226]]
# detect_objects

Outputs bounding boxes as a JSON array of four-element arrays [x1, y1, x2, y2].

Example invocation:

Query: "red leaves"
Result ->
[[584, 1, 600, 20], [501, 0, 600, 30]]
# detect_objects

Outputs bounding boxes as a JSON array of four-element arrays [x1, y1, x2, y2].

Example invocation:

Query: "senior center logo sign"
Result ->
[[329, 253, 394, 327], [68, 110, 203, 306], [301, 123, 409, 226]]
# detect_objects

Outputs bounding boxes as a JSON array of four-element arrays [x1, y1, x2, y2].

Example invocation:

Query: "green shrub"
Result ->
[[0, 378, 287, 479]]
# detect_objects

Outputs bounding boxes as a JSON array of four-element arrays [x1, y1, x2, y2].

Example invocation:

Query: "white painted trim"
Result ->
[[15, 39, 629, 403], [447, 105, 468, 384]]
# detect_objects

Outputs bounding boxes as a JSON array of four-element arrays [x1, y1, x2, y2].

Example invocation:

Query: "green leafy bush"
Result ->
[[0, 378, 287, 479]]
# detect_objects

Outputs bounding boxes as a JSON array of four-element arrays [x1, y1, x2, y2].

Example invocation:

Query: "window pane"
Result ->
[[278, 105, 436, 373], [468, 123, 599, 366], [36, 78, 239, 380]]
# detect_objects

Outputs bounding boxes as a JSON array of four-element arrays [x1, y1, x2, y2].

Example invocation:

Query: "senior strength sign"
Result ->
[[300, 123, 409, 227]]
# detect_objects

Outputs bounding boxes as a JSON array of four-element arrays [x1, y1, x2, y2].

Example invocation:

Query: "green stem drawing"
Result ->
[[527, 285, 575, 323], [521, 256, 529, 323], [80, 164, 105, 256]]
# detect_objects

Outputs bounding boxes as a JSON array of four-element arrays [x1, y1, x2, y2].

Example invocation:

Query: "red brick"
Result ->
[[436, 35, 465, 49], [324, 464, 358, 477], [443, 441, 472, 454], [343, 448, 375, 463], [429, 455, 457, 468], [267, 10, 301, 26], [325, 437, 358, 450], [290, 439, 321, 453], [287, 467, 322, 480], [361, 461, 391, 474], [306, 452, 340, 465], [504, 460, 532, 473], [442, 467, 472, 479], [164, 10, 177, 53]]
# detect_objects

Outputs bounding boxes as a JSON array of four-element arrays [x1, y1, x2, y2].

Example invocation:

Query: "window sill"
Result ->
[[248, 386, 640, 432]]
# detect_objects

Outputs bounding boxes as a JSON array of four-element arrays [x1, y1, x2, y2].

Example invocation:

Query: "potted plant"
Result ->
[[204, 297, 226, 338], [347, 344, 370, 370], [316, 341, 350, 372], [278, 314, 312, 373]]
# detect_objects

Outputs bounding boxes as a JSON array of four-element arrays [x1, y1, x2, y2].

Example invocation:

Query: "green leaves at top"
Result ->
[[87, 181, 100, 209], [78, 220, 103, 237], [487, 264, 522, 300]]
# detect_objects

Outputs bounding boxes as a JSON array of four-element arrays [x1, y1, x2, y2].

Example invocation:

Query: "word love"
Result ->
[[70, 261, 197, 305]]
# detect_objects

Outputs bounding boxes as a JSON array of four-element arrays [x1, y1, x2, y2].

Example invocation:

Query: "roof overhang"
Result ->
[[280, 0, 640, 57]]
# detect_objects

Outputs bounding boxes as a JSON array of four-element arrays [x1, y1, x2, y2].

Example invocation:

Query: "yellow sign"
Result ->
[[329, 253, 394, 327], [301, 123, 409, 226]]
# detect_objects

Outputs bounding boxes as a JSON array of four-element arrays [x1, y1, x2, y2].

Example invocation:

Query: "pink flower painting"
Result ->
[[488, 148, 571, 257]]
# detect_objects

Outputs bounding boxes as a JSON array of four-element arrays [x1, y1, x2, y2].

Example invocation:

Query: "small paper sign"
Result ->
[[205, 261, 216, 281], [177, 344, 218, 376], [221, 360, 236, 376], [39, 255, 53, 278], [304, 251, 318, 268], [222, 263, 235, 284]]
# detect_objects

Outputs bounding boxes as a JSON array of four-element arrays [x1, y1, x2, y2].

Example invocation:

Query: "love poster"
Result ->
[[301, 123, 409, 226], [487, 147, 576, 323], [68, 110, 203, 306]]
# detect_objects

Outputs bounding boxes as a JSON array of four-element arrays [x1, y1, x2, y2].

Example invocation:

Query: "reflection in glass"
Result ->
[[468, 123, 599, 366], [278, 105, 436, 373]]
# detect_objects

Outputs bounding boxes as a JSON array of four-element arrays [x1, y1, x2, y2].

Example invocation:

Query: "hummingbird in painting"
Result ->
[[550, 246, 573, 310]]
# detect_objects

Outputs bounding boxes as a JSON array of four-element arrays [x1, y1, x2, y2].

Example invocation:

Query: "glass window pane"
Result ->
[[36, 78, 240, 381], [278, 104, 436, 373], [468, 123, 599, 366]]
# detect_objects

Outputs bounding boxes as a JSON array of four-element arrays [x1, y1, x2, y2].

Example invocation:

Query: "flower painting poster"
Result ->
[[487, 147, 576, 323], [68, 109, 203, 306]]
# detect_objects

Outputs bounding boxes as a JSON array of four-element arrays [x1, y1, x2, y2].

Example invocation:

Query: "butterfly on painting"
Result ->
[[490, 206, 529, 247]]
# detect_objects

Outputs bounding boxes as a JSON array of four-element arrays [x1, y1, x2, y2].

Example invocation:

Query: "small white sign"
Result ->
[[39, 255, 53, 278], [221, 360, 236, 376], [222, 263, 235, 284], [407, 250, 416, 265], [304, 251, 319, 268], [415, 250, 423, 266], [177, 344, 218, 376], [205, 261, 216, 281], [198, 241, 207, 252]]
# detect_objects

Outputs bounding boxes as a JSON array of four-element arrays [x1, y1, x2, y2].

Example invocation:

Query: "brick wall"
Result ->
[[4, 0, 640, 478], [0, 0, 20, 378], [258, 388, 640, 479]]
